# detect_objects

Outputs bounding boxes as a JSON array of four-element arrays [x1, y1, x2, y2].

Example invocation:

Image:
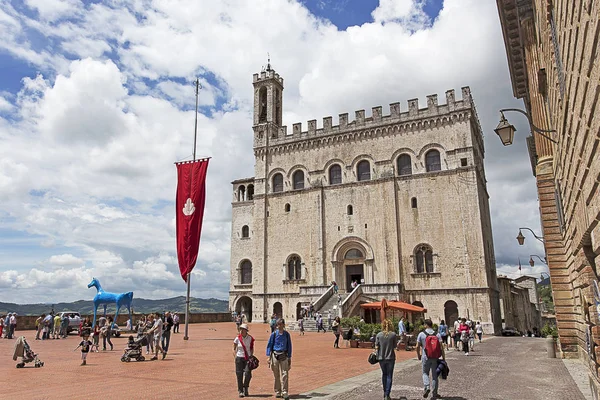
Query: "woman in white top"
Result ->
[[475, 321, 483, 342], [233, 323, 254, 398]]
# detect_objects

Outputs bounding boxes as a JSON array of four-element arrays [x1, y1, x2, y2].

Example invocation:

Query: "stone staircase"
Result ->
[[288, 292, 349, 332]]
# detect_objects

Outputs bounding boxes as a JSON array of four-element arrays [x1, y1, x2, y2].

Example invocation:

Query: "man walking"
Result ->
[[266, 319, 292, 400], [416, 319, 444, 399], [35, 314, 44, 340], [148, 312, 166, 360], [162, 311, 174, 355], [398, 316, 406, 349]]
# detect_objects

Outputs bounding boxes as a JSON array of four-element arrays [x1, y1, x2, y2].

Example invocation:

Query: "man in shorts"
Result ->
[[147, 312, 166, 360]]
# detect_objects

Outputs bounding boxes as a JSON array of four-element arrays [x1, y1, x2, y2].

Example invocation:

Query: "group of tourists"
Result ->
[[0, 313, 17, 339], [73, 311, 176, 366], [449, 317, 482, 355], [34, 313, 71, 340], [233, 318, 293, 399], [375, 318, 448, 400]]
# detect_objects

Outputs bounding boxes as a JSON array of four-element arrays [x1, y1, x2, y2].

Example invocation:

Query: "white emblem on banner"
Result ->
[[183, 198, 195, 216]]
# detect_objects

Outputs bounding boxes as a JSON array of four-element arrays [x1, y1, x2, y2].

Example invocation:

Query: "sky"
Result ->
[[0, 0, 548, 304]]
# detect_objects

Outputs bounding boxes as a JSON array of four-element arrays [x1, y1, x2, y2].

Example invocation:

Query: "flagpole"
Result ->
[[184, 78, 201, 341]]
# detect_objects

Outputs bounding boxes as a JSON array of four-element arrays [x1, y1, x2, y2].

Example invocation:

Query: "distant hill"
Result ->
[[0, 296, 228, 316]]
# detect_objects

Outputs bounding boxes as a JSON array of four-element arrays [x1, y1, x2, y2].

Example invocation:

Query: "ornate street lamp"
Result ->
[[517, 230, 525, 245], [495, 108, 557, 146], [516, 227, 545, 245], [529, 254, 548, 266], [494, 113, 516, 146]]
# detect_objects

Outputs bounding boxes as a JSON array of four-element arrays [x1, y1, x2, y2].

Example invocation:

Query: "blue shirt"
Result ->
[[266, 330, 292, 359], [438, 324, 447, 336], [398, 320, 406, 334]]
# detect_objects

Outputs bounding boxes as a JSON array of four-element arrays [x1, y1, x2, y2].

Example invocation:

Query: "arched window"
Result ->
[[292, 170, 305, 190], [411, 197, 417, 208], [397, 154, 412, 176], [345, 249, 364, 259], [247, 184, 254, 200], [285, 203, 291, 212], [258, 87, 267, 123], [238, 185, 246, 201], [329, 164, 342, 185], [272, 173, 283, 193], [240, 260, 252, 284], [287, 255, 302, 280], [347, 205, 353, 215], [357, 160, 371, 181], [425, 150, 441, 172], [414, 244, 434, 273], [425, 249, 434, 272], [241, 225, 249, 238]]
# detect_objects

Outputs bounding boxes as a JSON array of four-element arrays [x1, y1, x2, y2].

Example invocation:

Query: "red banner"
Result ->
[[176, 159, 209, 282]]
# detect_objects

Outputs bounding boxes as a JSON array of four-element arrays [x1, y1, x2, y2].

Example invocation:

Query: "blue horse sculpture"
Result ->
[[87, 277, 133, 328]]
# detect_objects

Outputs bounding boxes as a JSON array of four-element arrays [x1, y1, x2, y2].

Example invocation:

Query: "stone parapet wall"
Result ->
[[8, 313, 232, 331]]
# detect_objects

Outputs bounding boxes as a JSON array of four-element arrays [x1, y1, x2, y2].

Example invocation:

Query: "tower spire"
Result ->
[[266, 52, 271, 71]]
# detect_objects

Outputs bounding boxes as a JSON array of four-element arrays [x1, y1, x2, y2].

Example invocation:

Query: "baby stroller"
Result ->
[[121, 335, 148, 362], [13, 337, 44, 368]]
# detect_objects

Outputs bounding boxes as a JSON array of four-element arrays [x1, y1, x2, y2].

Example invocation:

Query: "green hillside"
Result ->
[[0, 296, 228, 316]]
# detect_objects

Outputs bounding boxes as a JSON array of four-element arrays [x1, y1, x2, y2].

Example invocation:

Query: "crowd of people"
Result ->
[[0, 313, 17, 339]]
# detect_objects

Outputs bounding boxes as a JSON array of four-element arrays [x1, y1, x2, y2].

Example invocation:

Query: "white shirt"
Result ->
[[10, 315, 17, 324], [234, 334, 253, 358], [152, 318, 163, 339], [475, 324, 483, 333]]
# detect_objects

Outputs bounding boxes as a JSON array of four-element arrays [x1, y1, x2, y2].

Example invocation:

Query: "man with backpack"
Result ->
[[416, 319, 445, 399]]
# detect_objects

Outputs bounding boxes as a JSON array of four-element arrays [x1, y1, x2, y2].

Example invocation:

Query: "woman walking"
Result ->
[[233, 323, 254, 398], [438, 320, 448, 351], [375, 319, 399, 400], [332, 317, 341, 348], [101, 317, 114, 351], [475, 321, 483, 343], [458, 318, 470, 356]]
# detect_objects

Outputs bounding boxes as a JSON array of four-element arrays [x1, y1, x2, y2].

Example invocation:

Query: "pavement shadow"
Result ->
[[395, 397, 467, 400]]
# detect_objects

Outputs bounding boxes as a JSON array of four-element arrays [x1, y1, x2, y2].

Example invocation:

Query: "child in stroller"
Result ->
[[121, 335, 148, 362], [13, 336, 44, 368]]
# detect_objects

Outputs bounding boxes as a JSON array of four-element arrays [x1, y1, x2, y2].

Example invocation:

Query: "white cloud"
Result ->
[[371, 0, 430, 29], [0, 95, 13, 112], [0, 0, 548, 304], [48, 254, 84, 267], [24, 0, 82, 22]]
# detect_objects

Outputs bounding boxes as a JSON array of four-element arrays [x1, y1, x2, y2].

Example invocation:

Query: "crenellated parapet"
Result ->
[[253, 70, 284, 86], [257, 87, 475, 150]]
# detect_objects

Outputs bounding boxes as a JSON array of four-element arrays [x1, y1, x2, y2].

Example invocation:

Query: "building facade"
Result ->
[[497, 0, 600, 395], [498, 275, 542, 334], [229, 66, 502, 334]]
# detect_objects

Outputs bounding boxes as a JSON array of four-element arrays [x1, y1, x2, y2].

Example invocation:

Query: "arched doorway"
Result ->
[[411, 301, 425, 323], [344, 248, 365, 291], [444, 300, 459, 324], [296, 302, 302, 321], [331, 237, 375, 293], [273, 302, 283, 318], [235, 296, 252, 323]]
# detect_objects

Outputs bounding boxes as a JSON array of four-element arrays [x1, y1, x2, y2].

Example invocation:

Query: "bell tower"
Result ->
[[252, 61, 284, 136]]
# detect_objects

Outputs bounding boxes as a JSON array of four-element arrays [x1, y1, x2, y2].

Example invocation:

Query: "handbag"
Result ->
[[238, 334, 259, 370], [368, 351, 378, 365]]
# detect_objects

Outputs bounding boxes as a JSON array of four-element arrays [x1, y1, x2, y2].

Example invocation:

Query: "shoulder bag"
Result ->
[[239, 334, 259, 370]]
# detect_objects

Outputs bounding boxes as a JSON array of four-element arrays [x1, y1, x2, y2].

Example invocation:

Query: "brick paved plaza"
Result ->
[[324, 336, 590, 400], [1, 322, 412, 400], [3, 324, 593, 400]]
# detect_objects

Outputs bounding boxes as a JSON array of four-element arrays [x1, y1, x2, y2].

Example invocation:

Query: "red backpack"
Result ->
[[424, 333, 442, 359]]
